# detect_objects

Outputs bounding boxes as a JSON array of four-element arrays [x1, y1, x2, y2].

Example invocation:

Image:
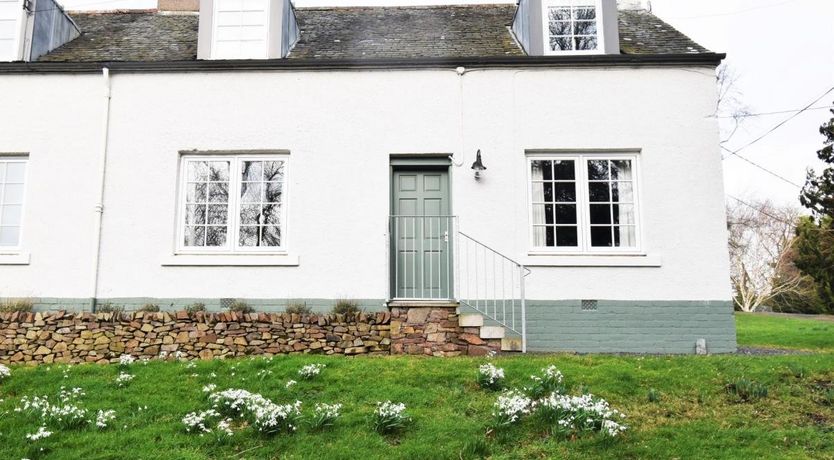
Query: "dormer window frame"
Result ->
[[541, 0, 607, 56], [210, 0, 272, 60]]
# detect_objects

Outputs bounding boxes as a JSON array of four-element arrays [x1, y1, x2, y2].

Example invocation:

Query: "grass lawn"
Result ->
[[736, 313, 834, 351], [1, 313, 833, 460]]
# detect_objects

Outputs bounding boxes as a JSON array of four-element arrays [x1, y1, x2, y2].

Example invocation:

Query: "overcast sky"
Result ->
[[60, 0, 834, 208]]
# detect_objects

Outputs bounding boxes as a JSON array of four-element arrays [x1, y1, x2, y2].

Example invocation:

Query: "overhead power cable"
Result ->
[[715, 105, 834, 119], [726, 195, 796, 226], [721, 146, 804, 189]]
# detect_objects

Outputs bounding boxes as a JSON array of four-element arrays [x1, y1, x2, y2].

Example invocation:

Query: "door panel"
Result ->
[[392, 169, 451, 299]]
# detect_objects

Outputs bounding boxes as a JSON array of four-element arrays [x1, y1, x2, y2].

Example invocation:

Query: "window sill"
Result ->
[[161, 254, 300, 267], [523, 253, 661, 267], [0, 252, 30, 265]]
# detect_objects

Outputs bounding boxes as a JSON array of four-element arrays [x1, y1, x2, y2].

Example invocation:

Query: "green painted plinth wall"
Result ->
[[525, 300, 737, 354]]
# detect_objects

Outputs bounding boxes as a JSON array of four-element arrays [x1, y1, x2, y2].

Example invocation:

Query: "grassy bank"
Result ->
[[0, 313, 832, 460]]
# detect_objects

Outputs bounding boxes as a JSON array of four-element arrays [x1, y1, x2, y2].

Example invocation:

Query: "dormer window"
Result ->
[[212, 0, 270, 59], [543, 0, 603, 54]]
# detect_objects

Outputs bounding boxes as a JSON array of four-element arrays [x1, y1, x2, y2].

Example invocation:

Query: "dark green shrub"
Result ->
[[332, 299, 361, 315], [138, 303, 160, 312], [228, 301, 254, 314], [0, 298, 33, 313], [96, 302, 124, 314], [726, 378, 768, 402], [286, 302, 312, 315], [185, 302, 206, 314], [647, 388, 661, 403]]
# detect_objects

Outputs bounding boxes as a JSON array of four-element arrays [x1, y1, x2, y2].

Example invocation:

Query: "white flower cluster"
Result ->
[[375, 401, 407, 419], [541, 365, 563, 383], [201, 383, 217, 393], [95, 410, 117, 429], [535, 393, 627, 437], [492, 390, 532, 426], [478, 363, 505, 388], [182, 409, 222, 434], [298, 363, 326, 379], [16, 387, 89, 429], [313, 403, 342, 419], [0, 363, 11, 380], [118, 354, 136, 366], [115, 372, 135, 387], [285, 380, 297, 389], [206, 388, 302, 435], [25, 426, 52, 441]]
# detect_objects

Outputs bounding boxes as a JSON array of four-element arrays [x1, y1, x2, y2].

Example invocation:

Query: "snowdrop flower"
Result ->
[[477, 363, 505, 390], [492, 389, 532, 426], [0, 364, 10, 380], [25, 426, 52, 441], [114, 372, 135, 388], [118, 354, 135, 366], [202, 383, 217, 393], [285, 380, 297, 389], [298, 363, 326, 379], [95, 410, 117, 429]]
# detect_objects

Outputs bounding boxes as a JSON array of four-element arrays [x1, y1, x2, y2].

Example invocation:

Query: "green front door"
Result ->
[[391, 169, 452, 299]]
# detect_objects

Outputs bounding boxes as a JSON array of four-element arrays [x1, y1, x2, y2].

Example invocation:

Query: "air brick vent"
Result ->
[[581, 300, 598, 311]]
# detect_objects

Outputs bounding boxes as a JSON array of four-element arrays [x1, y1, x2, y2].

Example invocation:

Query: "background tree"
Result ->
[[800, 103, 834, 223], [727, 200, 804, 312]]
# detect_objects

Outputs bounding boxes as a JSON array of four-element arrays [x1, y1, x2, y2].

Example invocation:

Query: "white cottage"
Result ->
[[0, 0, 736, 353]]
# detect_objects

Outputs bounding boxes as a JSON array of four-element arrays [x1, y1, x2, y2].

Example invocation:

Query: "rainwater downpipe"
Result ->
[[89, 67, 111, 312]]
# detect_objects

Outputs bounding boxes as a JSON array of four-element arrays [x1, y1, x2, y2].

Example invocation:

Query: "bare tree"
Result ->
[[727, 199, 806, 312], [716, 63, 752, 145]]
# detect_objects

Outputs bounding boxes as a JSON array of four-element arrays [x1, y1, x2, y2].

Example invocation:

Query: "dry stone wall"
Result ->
[[0, 307, 493, 365]]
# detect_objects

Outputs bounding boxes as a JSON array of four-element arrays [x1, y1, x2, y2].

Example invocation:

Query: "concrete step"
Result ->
[[479, 325, 505, 339], [458, 313, 484, 327], [501, 336, 523, 352]]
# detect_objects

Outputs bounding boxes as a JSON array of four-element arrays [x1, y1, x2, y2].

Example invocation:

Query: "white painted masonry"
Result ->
[[0, 65, 732, 304]]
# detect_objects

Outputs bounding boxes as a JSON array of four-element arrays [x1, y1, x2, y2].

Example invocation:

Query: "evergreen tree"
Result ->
[[800, 104, 834, 224]]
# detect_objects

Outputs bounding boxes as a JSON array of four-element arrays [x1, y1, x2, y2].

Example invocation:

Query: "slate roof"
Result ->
[[38, 5, 710, 63]]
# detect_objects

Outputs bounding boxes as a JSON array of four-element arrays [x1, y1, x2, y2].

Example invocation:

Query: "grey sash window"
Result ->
[[0, 158, 26, 248]]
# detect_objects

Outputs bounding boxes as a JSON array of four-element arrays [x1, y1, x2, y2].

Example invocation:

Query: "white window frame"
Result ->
[[541, 0, 605, 56], [175, 153, 289, 255], [210, 0, 271, 60], [0, 155, 28, 253], [527, 153, 643, 255]]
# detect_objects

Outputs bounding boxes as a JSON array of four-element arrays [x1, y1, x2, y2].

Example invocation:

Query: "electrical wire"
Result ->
[[715, 105, 834, 119], [726, 195, 796, 226], [721, 146, 805, 189]]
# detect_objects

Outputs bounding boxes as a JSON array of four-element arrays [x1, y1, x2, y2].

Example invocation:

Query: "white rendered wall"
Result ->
[[0, 66, 732, 303]]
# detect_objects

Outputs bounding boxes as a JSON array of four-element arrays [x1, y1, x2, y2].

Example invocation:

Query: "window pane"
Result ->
[[554, 183, 576, 202], [206, 226, 227, 247], [553, 160, 575, 180], [532, 204, 554, 225], [186, 183, 206, 203], [207, 204, 228, 225], [573, 20, 597, 36], [545, 226, 555, 246], [240, 204, 261, 225], [574, 6, 596, 20], [263, 204, 281, 225], [241, 161, 263, 182], [531, 182, 545, 202], [589, 204, 611, 224], [532, 226, 548, 247], [555, 226, 578, 247], [187, 161, 209, 182], [549, 20, 571, 36], [611, 160, 633, 181], [208, 183, 228, 203], [549, 7, 570, 21], [555, 204, 577, 224], [3, 184, 24, 204], [588, 182, 610, 202], [185, 205, 206, 225], [575, 36, 598, 51], [0, 226, 20, 246], [240, 182, 262, 203], [590, 226, 613, 247], [613, 204, 635, 225], [208, 162, 230, 182], [264, 161, 284, 182], [587, 160, 609, 180], [1, 205, 22, 226], [550, 36, 572, 51], [184, 226, 205, 246], [265, 182, 283, 203], [262, 225, 281, 246], [239, 225, 259, 246], [5, 162, 26, 183], [614, 226, 637, 247], [531, 160, 551, 181], [611, 182, 634, 203]]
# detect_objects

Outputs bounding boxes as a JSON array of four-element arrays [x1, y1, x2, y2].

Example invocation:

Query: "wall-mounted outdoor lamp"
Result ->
[[471, 149, 487, 180]]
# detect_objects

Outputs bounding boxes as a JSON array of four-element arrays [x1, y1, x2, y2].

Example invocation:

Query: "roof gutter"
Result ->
[[0, 53, 726, 73]]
